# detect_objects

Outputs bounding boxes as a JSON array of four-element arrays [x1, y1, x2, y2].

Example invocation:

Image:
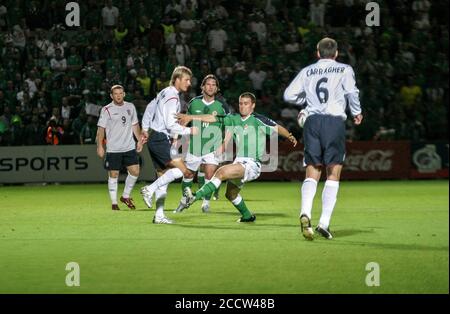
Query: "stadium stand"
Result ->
[[0, 0, 448, 146]]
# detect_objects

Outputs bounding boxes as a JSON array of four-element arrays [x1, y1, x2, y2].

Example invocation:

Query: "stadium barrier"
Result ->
[[1, 142, 448, 184], [260, 141, 448, 181], [410, 142, 449, 179], [0, 145, 156, 184]]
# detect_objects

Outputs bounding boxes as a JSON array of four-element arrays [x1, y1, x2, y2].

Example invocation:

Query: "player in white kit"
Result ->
[[96, 85, 143, 210], [284, 37, 363, 240], [140, 66, 198, 224]]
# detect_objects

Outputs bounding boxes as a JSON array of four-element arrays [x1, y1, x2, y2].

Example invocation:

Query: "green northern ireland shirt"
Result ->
[[188, 96, 229, 156], [221, 113, 277, 162]]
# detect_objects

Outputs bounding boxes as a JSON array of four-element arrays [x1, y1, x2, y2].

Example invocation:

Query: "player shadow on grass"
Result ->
[[331, 229, 374, 238], [209, 211, 289, 217]]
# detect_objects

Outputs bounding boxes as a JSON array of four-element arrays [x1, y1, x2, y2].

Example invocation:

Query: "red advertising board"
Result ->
[[260, 141, 411, 180], [409, 142, 449, 179]]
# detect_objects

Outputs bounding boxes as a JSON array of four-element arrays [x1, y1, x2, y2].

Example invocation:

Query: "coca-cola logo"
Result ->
[[275, 149, 395, 173], [345, 150, 394, 171]]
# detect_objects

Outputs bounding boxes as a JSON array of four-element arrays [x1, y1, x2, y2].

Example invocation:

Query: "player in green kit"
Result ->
[[176, 92, 298, 222], [175, 74, 229, 213]]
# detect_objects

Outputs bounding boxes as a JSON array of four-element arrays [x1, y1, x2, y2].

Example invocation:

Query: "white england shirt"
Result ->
[[97, 101, 138, 153], [142, 85, 191, 137], [284, 58, 361, 120]]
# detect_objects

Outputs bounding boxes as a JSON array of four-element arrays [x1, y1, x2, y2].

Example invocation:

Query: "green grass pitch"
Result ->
[[0, 180, 448, 294]]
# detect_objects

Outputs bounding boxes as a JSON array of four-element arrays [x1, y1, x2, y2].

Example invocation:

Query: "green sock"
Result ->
[[234, 199, 252, 219], [195, 182, 217, 200], [181, 178, 193, 194], [204, 179, 212, 200], [197, 173, 205, 190]]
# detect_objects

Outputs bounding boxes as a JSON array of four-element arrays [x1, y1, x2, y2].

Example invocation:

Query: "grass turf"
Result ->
[[0, 180, 448, 294]]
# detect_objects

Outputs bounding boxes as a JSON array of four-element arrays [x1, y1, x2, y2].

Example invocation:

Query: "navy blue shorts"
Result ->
[[104, 149, 139, 171], [147, 131, 172, 170], [303, 114, 346, 166]]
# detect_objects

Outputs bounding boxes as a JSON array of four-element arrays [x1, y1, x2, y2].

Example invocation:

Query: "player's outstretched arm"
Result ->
[[274, 124, 298, 147], [175, 113, 217, 125]]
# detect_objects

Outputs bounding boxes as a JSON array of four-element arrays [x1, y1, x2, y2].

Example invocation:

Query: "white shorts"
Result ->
[[229, 157, 261, 188], [185, 152, 220, 172]]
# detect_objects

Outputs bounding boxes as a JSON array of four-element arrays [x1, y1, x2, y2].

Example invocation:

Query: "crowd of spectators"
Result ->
[[0, 0, 448, 146]]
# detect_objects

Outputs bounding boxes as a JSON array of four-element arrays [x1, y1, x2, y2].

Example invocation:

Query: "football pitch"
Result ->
[[0, 180, 448, 294]]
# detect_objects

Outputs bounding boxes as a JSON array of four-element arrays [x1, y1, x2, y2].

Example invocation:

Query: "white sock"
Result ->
[[301, 178, 318, 219], [108, 177, 118, 205], [231, 194, 242, 206], [144, 167, 183, 194], [154, 184, 168, 218], [210, 177, 222, 189], [122, 173, 138, 198], [319, 180, 340, 229]]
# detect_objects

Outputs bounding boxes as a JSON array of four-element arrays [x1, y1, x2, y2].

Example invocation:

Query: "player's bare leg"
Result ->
[[141, 158, 188, 208], [316, 165, 342, 239], [300, 165, 321, 240], [175, 167, 195, 213], [108, 170, 120, 210], [119, 164, 139, 209]]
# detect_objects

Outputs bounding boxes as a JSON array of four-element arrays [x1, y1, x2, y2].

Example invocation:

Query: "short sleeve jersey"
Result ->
[[221, 113, 276, 162], [97, 101, 138, 153], [188, 96, 229, 156]]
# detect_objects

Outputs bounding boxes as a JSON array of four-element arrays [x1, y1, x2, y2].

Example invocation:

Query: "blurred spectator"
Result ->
[[0, 4, 8, 31], [136, 69, 152, 99], [82, 91, 101, 117], [80, 115, 97, 144], [179, 11, 196, 34], [0, 0, 447, 146], [248, 63, 267, 97], [50, 48, 67, 73], [24, 115, 45, 145], [310, 0, 327, 27], [207, 22, 228, 54], [61, 97, 72, 120], [12, 24, 26, 50], [249, 12, 267, 45], [45, 117, 64, 145], [400, 76, 423, 110], [174, 34, 191, 65], [165, 0, 183, 18], [101, 0, 119, 30], [71, 110, 87, 144], [156, 71, 170, 92]]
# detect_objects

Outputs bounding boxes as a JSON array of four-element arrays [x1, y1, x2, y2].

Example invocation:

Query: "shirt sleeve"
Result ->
[[221, 115, 233, 127], [283, 69, 307, 106], [216, 95, 230, 114], [342, 66, 362, 117], [142, 98, 156, 131], [131, 104, 139, 125], [254, 113, 276, 135], [97, 107, 109, 128], [163, 97, 191, 136]]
